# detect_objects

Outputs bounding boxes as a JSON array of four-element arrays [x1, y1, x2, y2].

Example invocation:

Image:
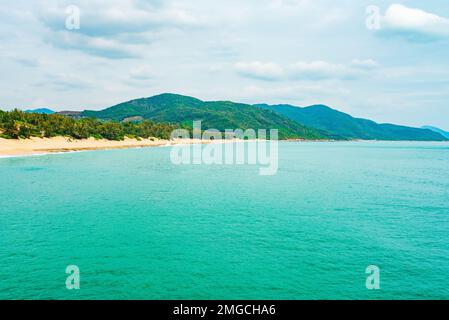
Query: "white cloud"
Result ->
[[46, 31, 140, 59], [128, 66, 156, 81], [235, 60, 378, 81], [39, 0, 199, 37], [35, 72, 94, 90], [11, 57, 43, 68], [382, 4, 449, 38], [234, 61, 285, 81], [234, 82, 351, 107], [243, 83, 349, 98], [36, 0, 201, 58], [350, 59, 378, 70], [289, 61, 358, 80]]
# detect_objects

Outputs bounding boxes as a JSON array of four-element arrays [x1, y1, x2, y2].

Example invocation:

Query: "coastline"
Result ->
[[2, 137, 447, 158], [0, 136, 235, 158]]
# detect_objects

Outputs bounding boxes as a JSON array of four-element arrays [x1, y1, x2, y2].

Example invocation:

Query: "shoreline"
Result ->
[[1, 137, 448, 158], [0, 137, 238, 158]]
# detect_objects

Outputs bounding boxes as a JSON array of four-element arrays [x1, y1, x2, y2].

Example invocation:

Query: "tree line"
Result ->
[[0, 109, 179, 141]]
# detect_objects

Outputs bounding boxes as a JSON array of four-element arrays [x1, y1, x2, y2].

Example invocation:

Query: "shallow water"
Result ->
[[1, 141, 448, 299]]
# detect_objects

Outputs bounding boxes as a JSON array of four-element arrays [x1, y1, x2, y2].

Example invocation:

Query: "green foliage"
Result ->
[[3, 94, 446, 142], [256, 104, 448, 141], [81, 93, 331, 140], [0, 109, 177, 141]]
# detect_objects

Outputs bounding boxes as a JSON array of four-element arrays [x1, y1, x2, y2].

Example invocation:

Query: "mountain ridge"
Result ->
[[255, 102, 446, 141], [81, 93, 335, 140], [80, 93, 447, 141]]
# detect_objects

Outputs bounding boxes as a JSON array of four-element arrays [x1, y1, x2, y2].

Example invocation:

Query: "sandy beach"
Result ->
[[0, 137, 225, 157]]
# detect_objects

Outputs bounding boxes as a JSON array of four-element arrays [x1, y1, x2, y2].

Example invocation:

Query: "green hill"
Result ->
[[81, 94, 332, 140], [80, 93, 446, 141], [256, 104, 447, 141]]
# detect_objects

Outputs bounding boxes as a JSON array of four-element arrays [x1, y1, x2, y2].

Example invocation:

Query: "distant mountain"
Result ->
[[422, 126, 449, 139], [256, 104, 447, 141], [81, 93, 333, 140], [25, 108, 55, 114]]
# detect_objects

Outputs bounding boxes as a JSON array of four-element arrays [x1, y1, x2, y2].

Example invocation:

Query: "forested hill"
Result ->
[[81, 93, 446, 141], [11, 93, 446, 141], [81, 93, 333, 140], [256, 104, 447, 141]]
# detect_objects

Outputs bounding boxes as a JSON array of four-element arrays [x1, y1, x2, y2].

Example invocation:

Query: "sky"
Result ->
[[0, 0, 448, 129]]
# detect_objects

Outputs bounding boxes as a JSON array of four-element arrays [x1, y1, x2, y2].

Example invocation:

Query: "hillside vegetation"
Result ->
[[81, 93, 333, 140], [256, 104, 447, 141], [3, 93, 446, 142], [0, 109, 177, 140]]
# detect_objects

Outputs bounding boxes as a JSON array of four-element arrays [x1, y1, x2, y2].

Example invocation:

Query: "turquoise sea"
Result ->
[[0, 141, 448, 300]]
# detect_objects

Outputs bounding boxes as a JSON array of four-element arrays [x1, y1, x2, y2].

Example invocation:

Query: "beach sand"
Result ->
[[0, 137, 222, 157]]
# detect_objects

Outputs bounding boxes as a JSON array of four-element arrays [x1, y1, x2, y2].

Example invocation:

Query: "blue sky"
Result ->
[[1, 0, 448, 129]]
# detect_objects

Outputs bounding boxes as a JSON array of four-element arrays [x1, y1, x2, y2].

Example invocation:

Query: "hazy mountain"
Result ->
[[256, 104, 447, 141], [81, 93, 333, 140], [422, 126, 449, 139], [25, 108, 55, 114]]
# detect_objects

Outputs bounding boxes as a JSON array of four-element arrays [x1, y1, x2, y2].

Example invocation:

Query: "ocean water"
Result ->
[[0, 141, 448, 300]]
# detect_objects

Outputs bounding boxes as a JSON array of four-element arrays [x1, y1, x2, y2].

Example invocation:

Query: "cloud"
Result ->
[[235, 59, 378, 81], [121, 65, 159, 88], [243, 83, 349, 98], [382, 4, 449, 40], [11, 57, 42, 68], [36, 0, 201, 58], [46, 31, 140, 59], [290, 61, 359, 80], [350, 59, 378, 70], [34, 72, 94, 91], [234, 61, 284, 81], [128, 66, 156, 81], [39, 0, 199, 37], [232, 82, 352, 107]]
